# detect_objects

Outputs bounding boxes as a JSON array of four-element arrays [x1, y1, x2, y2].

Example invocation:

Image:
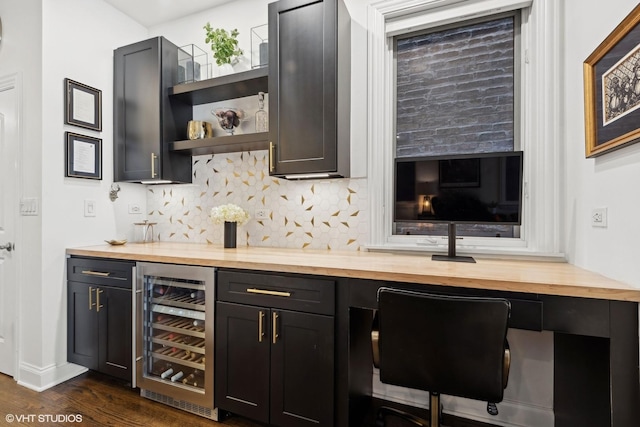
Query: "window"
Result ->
[[394, 14, 520, 240], [367, 0, 563, 257]]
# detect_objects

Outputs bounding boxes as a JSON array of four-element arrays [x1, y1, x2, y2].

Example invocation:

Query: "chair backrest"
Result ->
[[377, 288, 511, 403]]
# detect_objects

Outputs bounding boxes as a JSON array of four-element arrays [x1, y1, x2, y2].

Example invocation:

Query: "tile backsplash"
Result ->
[[147, 150, 368, 250]]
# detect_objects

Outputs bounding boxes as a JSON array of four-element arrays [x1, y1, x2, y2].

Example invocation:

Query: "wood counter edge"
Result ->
[[65, 245, 640, 303]]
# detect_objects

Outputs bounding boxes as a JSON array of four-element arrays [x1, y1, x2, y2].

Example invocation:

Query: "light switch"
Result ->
[[20, 198, 39, 216], [84, 200, 96, 217]]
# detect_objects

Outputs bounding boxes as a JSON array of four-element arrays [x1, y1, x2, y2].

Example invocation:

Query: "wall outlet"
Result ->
[[591, 207, 607, 228], [255, 209, 271, 220], [84, 200, 96, 217], [128, 203, 142, 214]]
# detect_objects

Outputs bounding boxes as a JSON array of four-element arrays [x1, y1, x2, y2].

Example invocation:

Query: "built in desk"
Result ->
[[67, 243, 640, 427]]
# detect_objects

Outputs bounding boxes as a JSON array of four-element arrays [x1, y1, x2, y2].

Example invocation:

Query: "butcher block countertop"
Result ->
[[66, 242, 640, 302]]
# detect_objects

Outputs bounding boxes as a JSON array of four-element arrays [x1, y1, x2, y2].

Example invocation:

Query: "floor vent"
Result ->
[[140, 389, 219, 421]]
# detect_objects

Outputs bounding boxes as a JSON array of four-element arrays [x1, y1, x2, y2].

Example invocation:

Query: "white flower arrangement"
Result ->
[[210, 203, 250, 225]]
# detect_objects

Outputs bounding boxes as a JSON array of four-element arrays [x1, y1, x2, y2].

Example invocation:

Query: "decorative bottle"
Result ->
[[255, 92, 268, 132]]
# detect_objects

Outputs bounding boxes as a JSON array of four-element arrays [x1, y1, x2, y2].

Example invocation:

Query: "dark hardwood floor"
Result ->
[[0, 371, 261, 426], [0, 371, 501, 427]]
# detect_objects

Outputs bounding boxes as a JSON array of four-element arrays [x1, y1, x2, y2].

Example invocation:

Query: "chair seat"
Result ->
[[372, 288, 512, 426]]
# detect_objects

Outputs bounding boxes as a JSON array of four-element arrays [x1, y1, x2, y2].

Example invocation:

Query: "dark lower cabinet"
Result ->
[[67, 257, 134, 382], [216, 302, 271, 422], [216, 270, 335, 426], [270, 309, 334, 427]]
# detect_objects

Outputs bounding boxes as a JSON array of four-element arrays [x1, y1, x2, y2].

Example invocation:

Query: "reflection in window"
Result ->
[[394, 15, 519, 238]]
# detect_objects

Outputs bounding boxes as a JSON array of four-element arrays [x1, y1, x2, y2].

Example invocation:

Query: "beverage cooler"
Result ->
[[136, 263, 218, 420]]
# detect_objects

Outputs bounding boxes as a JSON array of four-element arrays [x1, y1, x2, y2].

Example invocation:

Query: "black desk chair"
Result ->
[[371, 288, 511, 427]]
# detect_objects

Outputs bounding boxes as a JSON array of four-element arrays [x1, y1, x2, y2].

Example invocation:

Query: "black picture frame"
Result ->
[[65, 132, 102, 180], [584, 4, 640, 157], [64, 78, 102, 131]]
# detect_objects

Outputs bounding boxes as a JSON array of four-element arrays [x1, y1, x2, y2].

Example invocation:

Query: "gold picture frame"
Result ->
[[584, 4, 640, 157]]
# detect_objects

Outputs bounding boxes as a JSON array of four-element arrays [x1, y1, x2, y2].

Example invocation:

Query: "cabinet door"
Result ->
[[67, 281, 99, 369], [114, 37, 161, 182], [113, 37, 191, 183], [97, 286, 132, 381], [271, 309, 335, 427], [215, 302, 271, 424], [268, 0, 338, 175]]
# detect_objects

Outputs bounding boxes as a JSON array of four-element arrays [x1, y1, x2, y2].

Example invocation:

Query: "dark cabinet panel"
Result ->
[[217, 269, 335, 315], [114, 37, 191, 183], [99, 286, 132, 379], [268, 0, 350, 178], [215, 301, 271, 424], [67, 257, 134, 382], [271, 310, 334, 427], [216, 269, 336, 426], [67, 281, 99, 369]]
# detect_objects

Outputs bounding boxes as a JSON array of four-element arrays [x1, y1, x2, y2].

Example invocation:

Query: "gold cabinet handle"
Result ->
[[246, 288, 291, 297], [96, 288, 104, 312], [151, 152, 158, 178], [272, 311, 279, 344], [81, 270, 110, 277], [269, 142, 275, 172], [89, 286, 95, 311], [258, 310, 265, 343]]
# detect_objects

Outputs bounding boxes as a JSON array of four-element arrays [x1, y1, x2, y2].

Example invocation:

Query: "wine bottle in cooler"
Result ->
[[151, 362, 173, 378], [170, 371, 184, 382]]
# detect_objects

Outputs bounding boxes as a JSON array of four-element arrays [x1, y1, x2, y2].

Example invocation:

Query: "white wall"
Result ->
[[563, 0, 640, 288], [38, 0, 150, 388], [0, 0, 150, 390], [37, 0, 151, 388], [149, 0, 268, 74], [0, 0, 44, 385]]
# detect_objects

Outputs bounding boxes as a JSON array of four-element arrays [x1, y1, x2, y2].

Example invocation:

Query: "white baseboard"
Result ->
[[17, 361, 87, 392]]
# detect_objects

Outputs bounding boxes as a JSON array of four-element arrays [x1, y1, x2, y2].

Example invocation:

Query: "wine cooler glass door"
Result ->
[[136, 263, 214, 409]]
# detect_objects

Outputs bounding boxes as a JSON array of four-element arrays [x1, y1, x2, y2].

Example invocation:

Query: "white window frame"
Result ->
[[366, 0, 564, 258]]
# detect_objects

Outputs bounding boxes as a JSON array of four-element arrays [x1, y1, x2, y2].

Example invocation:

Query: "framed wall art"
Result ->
[[64, 78, 102, 131], [65, 132, 102, 180], [439, 158, 480, 188], [584, 4, 640, 157]]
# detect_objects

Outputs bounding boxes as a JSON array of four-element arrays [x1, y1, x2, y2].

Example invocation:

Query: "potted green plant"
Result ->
[[203, 23, 243, 75]]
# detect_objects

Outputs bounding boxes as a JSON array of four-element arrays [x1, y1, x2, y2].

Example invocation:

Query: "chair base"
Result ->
[[375, 393, 441, 427]]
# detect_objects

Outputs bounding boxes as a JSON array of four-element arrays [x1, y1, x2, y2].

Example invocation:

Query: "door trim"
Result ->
[[0, 72, 22, 379]]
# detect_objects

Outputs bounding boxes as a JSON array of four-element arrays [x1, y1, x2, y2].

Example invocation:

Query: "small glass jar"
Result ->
[[255, 92, 268, 132]]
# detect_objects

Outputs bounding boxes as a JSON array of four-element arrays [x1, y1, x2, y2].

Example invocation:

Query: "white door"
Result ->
[[0, 74, 20, 376]]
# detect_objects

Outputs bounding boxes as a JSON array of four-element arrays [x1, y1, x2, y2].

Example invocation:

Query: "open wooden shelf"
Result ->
[[170, 132, 269, 156], [170, 67, 268, 105]]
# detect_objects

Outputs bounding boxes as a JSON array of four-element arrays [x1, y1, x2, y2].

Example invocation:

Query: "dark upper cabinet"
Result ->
[[114, 37, 192, 183], [268, 0, 350, 178]]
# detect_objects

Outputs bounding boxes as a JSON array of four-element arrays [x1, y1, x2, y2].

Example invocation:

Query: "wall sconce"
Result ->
[[421, 194, 434, 216], [417, 181, 436, 217], [109, 183, 121, 202]]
